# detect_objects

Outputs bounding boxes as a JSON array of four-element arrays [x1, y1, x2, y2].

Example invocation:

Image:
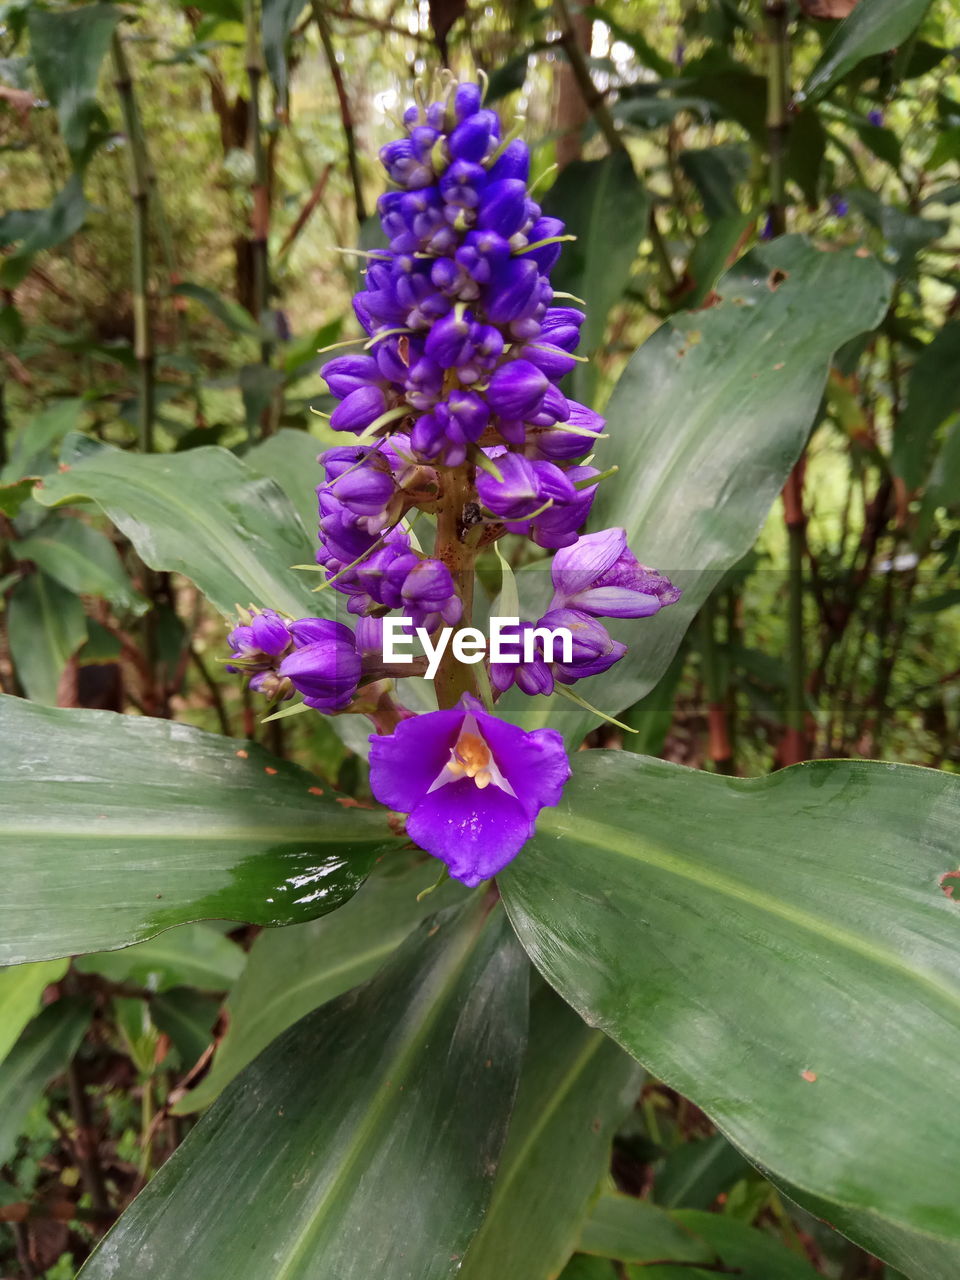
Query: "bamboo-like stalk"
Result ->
[[312, 2, 367, 226], [764, 0, 789, 237], [699, 596, 734, 774], [553, 0, 677, 295], [111, 29, 155, 454], [244, 0, 272, 369]]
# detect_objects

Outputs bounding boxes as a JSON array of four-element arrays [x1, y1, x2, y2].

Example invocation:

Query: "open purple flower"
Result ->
[[551, 528, 681, 617], [368, 695, 570, 885]]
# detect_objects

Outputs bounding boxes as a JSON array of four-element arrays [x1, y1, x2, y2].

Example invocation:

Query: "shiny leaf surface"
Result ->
[[35, 436, 322, 619], [173, 858, 469, 1113], [75, 923, 246, 994], [512, 237, 890, 742], [501, 751, 960, 1276], [460, 986, 642, 1280], [80, 901, 528, 1280], [0, 696, 391, 964], [804, 0, 933, 101]]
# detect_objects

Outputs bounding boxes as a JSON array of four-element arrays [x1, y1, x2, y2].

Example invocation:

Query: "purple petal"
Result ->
[[406, 778, 533, 886], [368, 709, 464, 812]]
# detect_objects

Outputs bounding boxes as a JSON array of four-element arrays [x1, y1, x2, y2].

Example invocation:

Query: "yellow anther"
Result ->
[[453, 731, 492, 778]]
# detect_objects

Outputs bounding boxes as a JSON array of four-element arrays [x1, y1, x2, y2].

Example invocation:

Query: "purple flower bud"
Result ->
[[440, 159, 487, 209], [521, 341, 577, 381], [330, 384, 388, 434], [376, 336, 414, 384], [289, 616, 337, 647], [830, 194, 849, 218], [279, 621, 362, 712], [425, 309, 474, 367], [405, 356, 444, 410], [488, 139, 530, 183], [477, 179, 529, 238], [322, 355, 381, 400], [464, 229, 512, 270], [486, 358, 549, 420], [539, 307, 585, 352], [523, 216, 566, 273], [485, 257, 541, 325], [447, 389, 489, 440], [448, 110, 498, 163], [867, 108, 884, 127], [531, 399, 604, 461], [380, 138, 433, 189], [538, 607, 626, 683], [489, 620, 555, 698], [505, 464, 594, 549], [329, 461, 396, 519], [401, 558, 463, 630], [550, 527, 681, 617], [249, 609, 292, 657], [454, 83, 482, 120], [477, 451, 541, 518]]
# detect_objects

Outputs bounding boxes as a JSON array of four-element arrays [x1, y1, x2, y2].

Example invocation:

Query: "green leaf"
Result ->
[[245, 427, 324, 536], [75, 923, 245, 993], [34, 435, 322, 619], [501, 752, 960, 1277], [511, 237, 890, 743], [261, 0, 306, 105], [0, 959, 69, 1066], [27, 3, 120, 166], [0, 176, 89, 287], [171, 282, 262, 337], [80, 901, 528, 1280], [0, 998, 92, 1167], [580, 1192, 819, 1278], [0, 696, 392, 964], [803, 0, 934, 102], [7, 571, 87, 704], [558, 1258, 618, 1280], [542, 152, 649, 401], [0, 475, 39, 518], [460, 987, 643, 1280], [1, 398, 85, 481], [17, 518, 148, 615], [653, 1133, 751, 1209], [173, 859, 470, 1113], [151, 988, 223, 1069], [892, 319, 960, 490]]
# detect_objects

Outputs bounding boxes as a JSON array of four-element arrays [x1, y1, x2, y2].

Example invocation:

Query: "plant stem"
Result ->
[[245, 0, 272, 372], [66, 1061, 111, 1217], [699, 595, 733, 774], [111, 29, 155, 454], [138, 1076, 154, 1179], [782, 459, 808, 763], [312, 2, 367, 226], [764, 0, 789, 236], [433, 464, 480, 710]]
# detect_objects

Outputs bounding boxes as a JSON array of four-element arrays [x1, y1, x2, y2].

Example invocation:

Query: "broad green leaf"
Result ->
[[27, 4, 119, 166], [892, 319, 960, 490], [0, 998, 92, 1166], [542, 151, 649, 401], [245, 427, 325, 537], [512, 237, 890, 742], [501, 751, 960, 1277], [0, 696, 392, 964], [0, 959, 69, 1066], [152, 988, 223, 1069], [34, 435, 322, 619], [75, 923, 245, 993], [18, 518, 148, 615], [558, 1259, 618, 1280], [0, 476, 39, 517], [173, 858, 469, 1113], [803, 0, 933, 102], [460, 987, 643, 1280], [1, 398, 84, 481], [7, 571, 87, 703], [580, 1192, 818, 1279], [0, 176, 89, 287], [80, 901, 528, 1280]]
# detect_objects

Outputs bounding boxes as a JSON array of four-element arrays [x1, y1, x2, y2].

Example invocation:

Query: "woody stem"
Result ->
[[433, 462, 480, 709]]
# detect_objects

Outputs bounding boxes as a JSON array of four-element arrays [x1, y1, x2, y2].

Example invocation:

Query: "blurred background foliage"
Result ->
[[0, 0, 958, 1275]]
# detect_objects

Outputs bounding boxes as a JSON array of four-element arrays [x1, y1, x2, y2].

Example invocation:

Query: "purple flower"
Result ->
[[489, 621, 555, 697], [550, 528, 681, 617], [401, 558, 463, 631], [538, 608, 626, 683], [278, 620, 361, 712], [867, 109, 884, 127], [486, 358, 549, 420], [330, 385, 388, 434], [368, 695, 570, 885]]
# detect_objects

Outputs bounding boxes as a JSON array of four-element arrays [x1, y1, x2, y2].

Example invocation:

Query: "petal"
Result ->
[[472, 710, 571, 822], [407, 778, 532, 886], [551, 528, 627, 598], [568, 585, 666, 618], [368, 708, 464, 812]]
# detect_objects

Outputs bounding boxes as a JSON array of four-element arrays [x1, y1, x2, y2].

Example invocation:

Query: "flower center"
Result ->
[[427, 715, 518, 797]]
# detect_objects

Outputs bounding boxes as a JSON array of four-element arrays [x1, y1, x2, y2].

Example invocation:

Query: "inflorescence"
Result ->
[[227, 73, 680, 887]]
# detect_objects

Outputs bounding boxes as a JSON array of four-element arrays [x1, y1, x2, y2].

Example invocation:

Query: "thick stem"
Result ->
[[699, 596, 733, 774], [111, 30, 155, 454], [66, 1061, 111, 1217], [312, 2, 367, 225], [433, 463, 480, 709], [764, 0, 789, 237], [782, 460, 808, 764]]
